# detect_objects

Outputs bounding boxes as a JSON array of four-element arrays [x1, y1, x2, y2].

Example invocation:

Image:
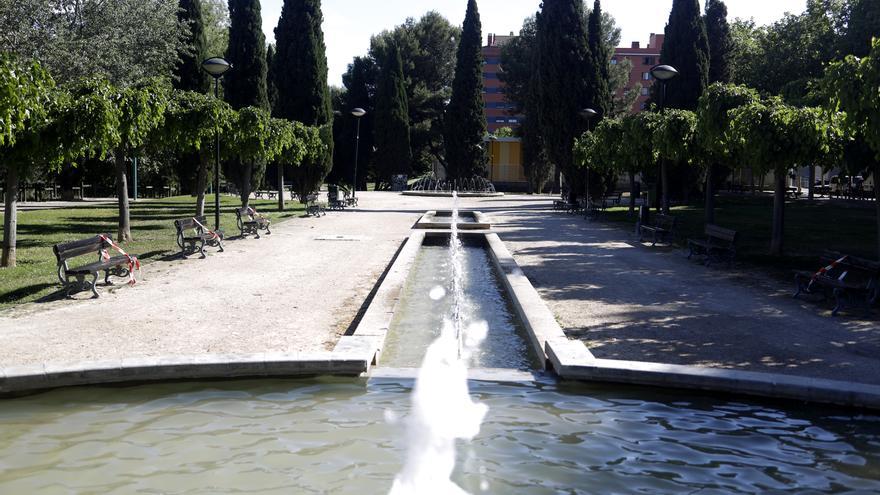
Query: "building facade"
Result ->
[[482, 33, 521, 133], [612, 33, 664, 113]]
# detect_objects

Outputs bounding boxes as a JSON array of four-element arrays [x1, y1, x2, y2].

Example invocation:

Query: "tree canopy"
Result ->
[[654, 0, 710, 110], [373, 44, 412, 187], [225, 0, 269, 110]]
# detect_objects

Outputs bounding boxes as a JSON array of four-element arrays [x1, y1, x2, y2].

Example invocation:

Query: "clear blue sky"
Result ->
[[260, 0, 808, 86]]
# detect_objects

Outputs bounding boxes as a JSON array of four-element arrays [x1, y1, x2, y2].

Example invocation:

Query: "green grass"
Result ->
[[0, 195, 305, 307], [601, 195, 878, 271]]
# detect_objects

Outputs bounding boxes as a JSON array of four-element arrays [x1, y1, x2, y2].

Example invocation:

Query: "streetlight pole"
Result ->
[[201, 57, 232, 231], [650, 64, 678, 214], [580, 108, 598, 205], [351, 108, 366, 200]]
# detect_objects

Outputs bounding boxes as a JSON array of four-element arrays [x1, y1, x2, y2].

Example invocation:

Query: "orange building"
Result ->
[[612, 33, 665, 113]]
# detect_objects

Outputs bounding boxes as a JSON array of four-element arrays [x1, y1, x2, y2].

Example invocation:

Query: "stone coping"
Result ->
[[0, 352, 369, 395], [369, 367, 548, 384], [342, 231, 426, 367], [414, 210, 491, 230], [545, 338, 880, 410], [401, 191, 504, 197]]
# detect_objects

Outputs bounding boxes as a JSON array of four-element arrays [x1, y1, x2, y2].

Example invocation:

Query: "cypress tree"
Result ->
[[444, 0, 486, 181], [705, 0, 732, 84], [175, 0, 211, 93], [373, 44, 412, 187], [536, 0, 592, 197], [274, 0, 333, 199], [586, 0, 612, 118], [267, 44, 278, 112], [224, 0, 268, 110], [844, 0, 880, 57], [654, 0, 710, 110]]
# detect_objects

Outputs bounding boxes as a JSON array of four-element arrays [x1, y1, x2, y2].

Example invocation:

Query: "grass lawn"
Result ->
[[601, 195, 878, 270], [0, 195, 305, 307]]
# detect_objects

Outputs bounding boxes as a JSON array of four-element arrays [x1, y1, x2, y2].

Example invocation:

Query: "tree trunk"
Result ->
[[759, 174, 766, 195], [277, 164, 285, 211], [628, 172, 636, 214], [115, 150, 132, 242], [808, 165, 816, 201], [770, 170, 786, 256], [195, 152, 209, 217], [1, 166, 20, 267], [705, 163, 715, 225], [875, 163, 880, 261], [661, 158, 670, 214], [750, 169, 756, 195], [239, 162, 252, 209]]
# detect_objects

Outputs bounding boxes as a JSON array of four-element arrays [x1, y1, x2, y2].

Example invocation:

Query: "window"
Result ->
[[483, 57, 501, 65], [611, 58, 618, 65], [508, 119, 518, 123], [641, 87, 649, 96], [642, 72, 652, 81], [643, 56, 655, 65], [483, 72, 499, 79], [640, 102, 648, 110], [483, 87, 502, 94]]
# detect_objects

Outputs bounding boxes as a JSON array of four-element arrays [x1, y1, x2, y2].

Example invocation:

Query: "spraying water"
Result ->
[[389, 191, 489, 495]]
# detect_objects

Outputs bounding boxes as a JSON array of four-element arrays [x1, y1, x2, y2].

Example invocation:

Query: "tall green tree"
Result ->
[[729, 99, 833, 255], [825, 38, 880, 259], [654, 0, 710, 111], [704, 0, 732, 85], [372, 45, 412, 187], [203, 0, 230, 57], [274, 0, 333, 200], [444, 0, 486, 181], [842, 0, 880, 57], [0, 55, 55, 268], [331, 56, 377, 188], [224, 0, 268, 110], [586, 0, 612, 119], [175, 0, 211, 92], [159, 90, 235, 216], [0, 0, 187, 87], [696, 83, 759, 224], [536, 0, 592, 198], [267, 44, 279, 111]]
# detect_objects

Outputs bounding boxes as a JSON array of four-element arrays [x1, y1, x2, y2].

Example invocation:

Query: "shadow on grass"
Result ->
[[0, 283, 58, 305]]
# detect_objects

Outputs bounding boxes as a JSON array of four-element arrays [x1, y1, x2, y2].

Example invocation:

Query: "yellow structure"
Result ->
[[487, 138, 526, 185]]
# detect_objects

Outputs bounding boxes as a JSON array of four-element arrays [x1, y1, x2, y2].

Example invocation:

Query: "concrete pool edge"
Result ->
[[414, 210, 491, 230]]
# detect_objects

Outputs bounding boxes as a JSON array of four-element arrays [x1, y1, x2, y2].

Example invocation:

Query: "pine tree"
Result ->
[[705, 0, 732, 84], [444, 0, 486, 181], [586, 0, 612, 119], [175, 0, 211, 92], [224, 0, 268, 110], [373, 44, 412, 187], [654, 0, 710, 110], [274, 0, 333, 200], [536, 0, 592, 197]]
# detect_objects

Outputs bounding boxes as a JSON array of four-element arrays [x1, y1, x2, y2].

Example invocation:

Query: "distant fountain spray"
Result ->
[[389, 192, 489, 495]]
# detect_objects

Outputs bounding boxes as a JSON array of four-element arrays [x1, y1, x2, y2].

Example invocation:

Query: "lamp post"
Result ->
[[351, 108, 366, 199], [201, 57, 232, 230], [650, 64, 678, 214], [580, 108, 598, 204]]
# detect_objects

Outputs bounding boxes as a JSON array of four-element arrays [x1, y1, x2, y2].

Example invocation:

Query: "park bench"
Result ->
[[173, 215, 224, 258], [687, 224, 738, 266], [786, 187, 802, 200], [305, 193, 326, 217], [343, 189, 358, 207], [254, 190, 277, 200], [794, 252, 880, 316], [235, 206, 271, 238], [638, 214, 676, 246], [603, 192, 622, 207], [327, 185, 346, 211], [53, 234, 139, 298]]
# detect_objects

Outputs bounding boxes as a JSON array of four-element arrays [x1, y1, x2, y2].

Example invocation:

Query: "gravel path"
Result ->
[[1, 192, 877, 385]]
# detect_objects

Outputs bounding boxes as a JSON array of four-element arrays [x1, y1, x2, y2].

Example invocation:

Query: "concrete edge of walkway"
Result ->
[[485, 232, 594, 366], [545, 338, 880, 410], [401, 191, 505, 198], [340, 232, 425, 368], [0, 351, 369, 395]]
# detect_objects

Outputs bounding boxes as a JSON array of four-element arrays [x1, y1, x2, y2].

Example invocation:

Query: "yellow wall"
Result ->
[[489, 140, 526, 183]]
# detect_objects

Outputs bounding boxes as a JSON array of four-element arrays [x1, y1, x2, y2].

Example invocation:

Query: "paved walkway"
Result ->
[[0, 192, 877, 385]]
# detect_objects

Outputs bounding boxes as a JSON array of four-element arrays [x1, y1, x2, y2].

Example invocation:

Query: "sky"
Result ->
[[260, 0, 809, 87]]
